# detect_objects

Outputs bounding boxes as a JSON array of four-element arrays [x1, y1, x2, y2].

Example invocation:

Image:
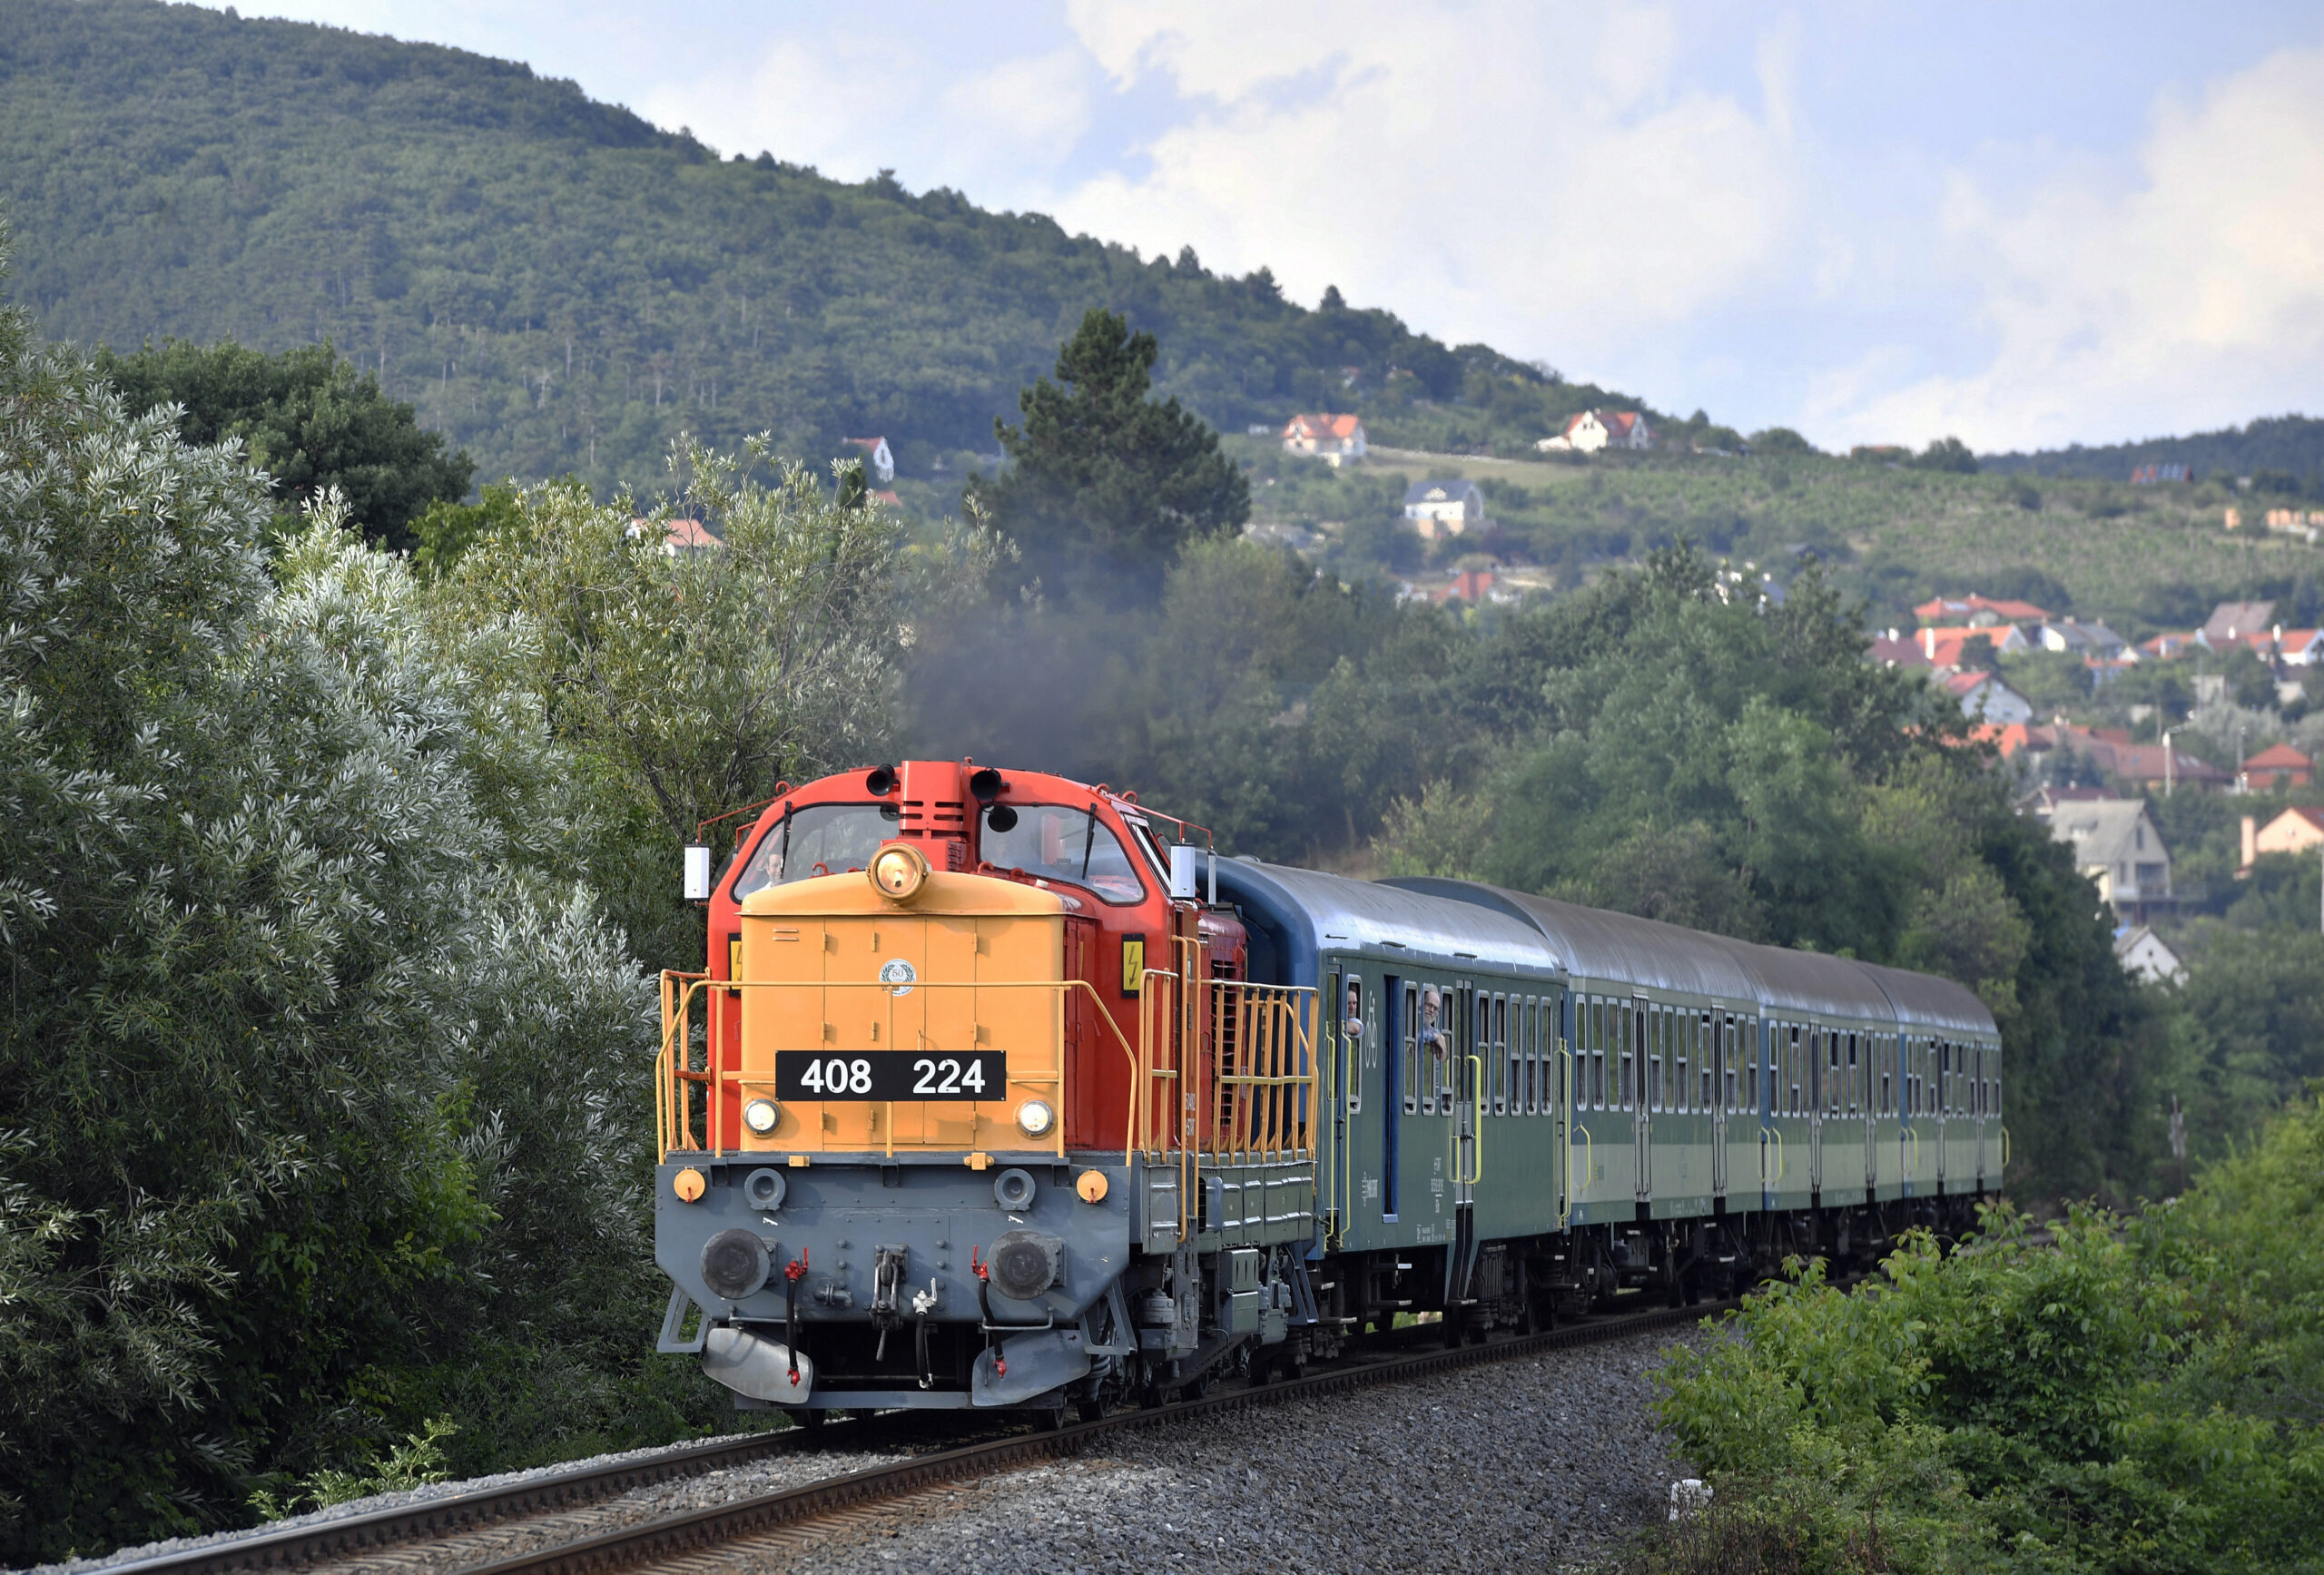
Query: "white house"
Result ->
[[842, 437, 896, 484], [1944, 671, 2034, 725], [1538, 409, 1653, 454], [1403, 478, 1486, 539], [1282, 413, 1368, 466], [2049, 799, 2172, 921], [2114, 925, 2185, 985]]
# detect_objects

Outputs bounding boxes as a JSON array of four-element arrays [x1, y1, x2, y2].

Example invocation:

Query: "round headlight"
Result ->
[[1015, 1099, 1055, 1138], [868, 842, 930, 901], [743, 1098, 780, 1135]]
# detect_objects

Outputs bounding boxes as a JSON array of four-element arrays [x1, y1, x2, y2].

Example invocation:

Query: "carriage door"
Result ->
[[1801, 1026, 1816, 1195], [1634, 999, 1653, 1203], [1447, 985, 1482, 1304], [1935, 1041, 1949, 1187], [1709, 1012, 1728, 1196]]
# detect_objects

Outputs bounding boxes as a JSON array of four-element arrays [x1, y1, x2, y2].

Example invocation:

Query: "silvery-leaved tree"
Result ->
[[442, 434, 995, 967], [0, 232, 666, 1557]]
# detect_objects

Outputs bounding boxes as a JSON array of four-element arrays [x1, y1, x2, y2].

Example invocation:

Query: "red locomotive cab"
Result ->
[[693, 760, 1238, 1157]]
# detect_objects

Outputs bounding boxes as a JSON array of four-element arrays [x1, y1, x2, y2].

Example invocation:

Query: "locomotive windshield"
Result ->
[[979, 802, 1148, 905], [730, 803, 898, 899]]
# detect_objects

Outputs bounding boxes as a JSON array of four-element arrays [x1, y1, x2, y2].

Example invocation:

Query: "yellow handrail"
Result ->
[[2001, 1125, 2011, 1168], [657, 974, 1140, 1163]]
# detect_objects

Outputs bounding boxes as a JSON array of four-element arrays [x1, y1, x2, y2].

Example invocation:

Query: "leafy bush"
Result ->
[[1634, 1096, 2324, 1573]]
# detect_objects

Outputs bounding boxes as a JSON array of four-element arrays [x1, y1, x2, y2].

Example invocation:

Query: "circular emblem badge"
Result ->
[[879, 958, 917, 996]]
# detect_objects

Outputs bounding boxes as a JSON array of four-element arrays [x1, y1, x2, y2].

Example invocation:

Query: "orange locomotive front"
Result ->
[[652, 760, 1316, 1419]]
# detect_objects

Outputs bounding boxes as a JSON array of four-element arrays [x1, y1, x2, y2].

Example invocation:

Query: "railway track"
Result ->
[[100, 1295, 1725, 1575]]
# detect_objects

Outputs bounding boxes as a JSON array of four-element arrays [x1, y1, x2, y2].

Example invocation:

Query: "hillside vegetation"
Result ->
[[0, 0, 1652, 498], [1243, 439, 2319, 636]]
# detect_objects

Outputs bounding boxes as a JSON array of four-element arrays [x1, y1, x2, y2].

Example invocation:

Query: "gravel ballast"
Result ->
[[730, 1324, 1704, 1575], [15, 1430, 902, 1575]]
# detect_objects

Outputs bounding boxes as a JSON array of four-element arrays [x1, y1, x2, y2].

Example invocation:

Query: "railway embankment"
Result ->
[[792, 1325, 1701, 1575], [27, 1314, 1706, 1575]]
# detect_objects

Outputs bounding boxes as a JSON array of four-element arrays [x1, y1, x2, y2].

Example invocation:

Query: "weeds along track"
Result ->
[[110, 1298, 1727, 1575]]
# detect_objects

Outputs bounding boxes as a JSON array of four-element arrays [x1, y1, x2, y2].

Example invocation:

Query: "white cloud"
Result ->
[[1044, 1, 1802, 381], [1813, 44, 2324, 451]]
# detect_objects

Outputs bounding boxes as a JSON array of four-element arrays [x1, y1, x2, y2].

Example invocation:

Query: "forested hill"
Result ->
[[1983, 413, 2324, 487], [0, 0, 1650, 498]]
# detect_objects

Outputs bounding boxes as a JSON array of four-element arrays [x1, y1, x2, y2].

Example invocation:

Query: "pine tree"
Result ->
[[968, 308, 1248, 604]]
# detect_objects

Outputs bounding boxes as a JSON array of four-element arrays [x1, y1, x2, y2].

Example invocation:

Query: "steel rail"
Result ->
[[455, 1298, 1730, 1575], [93, 1425, 840, 1575]]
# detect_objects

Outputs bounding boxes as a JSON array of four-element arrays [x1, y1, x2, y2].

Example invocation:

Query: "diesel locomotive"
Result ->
[[653, 759, 2001, 1420]]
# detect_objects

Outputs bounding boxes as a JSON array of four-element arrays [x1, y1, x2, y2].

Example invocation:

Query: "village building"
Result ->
[[2114, 925, 2185, 985], [2241, 805, 2324, 868], [1282, 413, 1368, 466], [1537, 409, 1653, 453], [1402, 478, 1487, 538], [2200, 600, 2276, 647], [842, 436, 895, 484], [1916, 624, 2033, 667], [2240, 743, 2313, 792], [1914, 594, 2052, 626], [2048, 798, 2173, 921], [1945, 671, 2034, 725], [625, 517, 723, 555]]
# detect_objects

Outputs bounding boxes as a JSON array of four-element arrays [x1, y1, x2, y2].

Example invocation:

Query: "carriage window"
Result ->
[[1846, 1033, 1859, 1114], [1700, 1014, 1714, 1111], [1431, 994, 1450, 1115], [1343, 974, 1364, 1117], [979, 802, 1149, 905], [730, 803, 895, 898], [1492, 994, 1509, 1116], [1420, 985, 1443, 1115], [1589, 999, 1606, 1109], [1403, 983, 1420, 1116], [1675, 1012, 1689, 1114]]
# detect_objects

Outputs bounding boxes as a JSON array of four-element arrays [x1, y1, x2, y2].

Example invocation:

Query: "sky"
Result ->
[[230, 1, 2324, 454]]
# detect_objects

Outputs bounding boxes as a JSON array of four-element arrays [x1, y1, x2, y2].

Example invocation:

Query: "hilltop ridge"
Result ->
[[0, 0, 1654, 497]]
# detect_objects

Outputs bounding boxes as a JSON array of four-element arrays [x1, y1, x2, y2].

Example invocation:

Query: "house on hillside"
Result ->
[[842, 437, 896, 484], [1538, 409, 1653, 453], [2115, 925, 2185, 984], [1945, 672, 2034, 725], [626, 517, 724, 556], [1282, 413, 1368, 466], [1403, 478, 1486, 539], [2201, 601, 2276, 646], [2049, 798, 2172, 920], [1917, 624, 2033, 667], [2241, 805, 2324, 867], [1867, 630, 1934, 668], [1915, 594, 2052, 626], [2034, 617, 2128, 660], [2241, 743, 2312, 792]]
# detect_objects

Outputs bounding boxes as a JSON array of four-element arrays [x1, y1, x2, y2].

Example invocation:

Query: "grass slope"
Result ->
[[1236, 438, 2319, 634]]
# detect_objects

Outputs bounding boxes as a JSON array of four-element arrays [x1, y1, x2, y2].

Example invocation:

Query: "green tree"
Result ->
[[439, 439, 982, 966], [1908, 434, 1980, 474], [967, 308, 1249, 603], [1374, 548, 2149, 1199], [410, 480, 523, 576], [0, 251, 726, 1556], [1747, 426, 1817, 456], [95, 339, 474, 550]]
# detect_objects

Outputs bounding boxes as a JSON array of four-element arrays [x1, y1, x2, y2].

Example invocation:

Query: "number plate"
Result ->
[[773, 1050, 1009, 1101]]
